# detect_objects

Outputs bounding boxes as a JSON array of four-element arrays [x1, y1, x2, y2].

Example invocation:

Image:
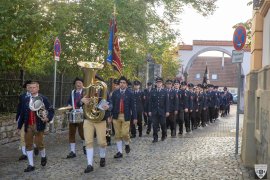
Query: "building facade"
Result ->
[[241, 0, 270, 168]]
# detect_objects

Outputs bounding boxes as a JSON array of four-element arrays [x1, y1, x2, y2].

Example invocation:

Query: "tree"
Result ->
[[0, 0, 217, 81]]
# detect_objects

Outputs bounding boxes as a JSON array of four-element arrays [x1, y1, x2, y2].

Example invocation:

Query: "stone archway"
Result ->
[[184, 47, 232, 73], [178, 40, 251, 81]]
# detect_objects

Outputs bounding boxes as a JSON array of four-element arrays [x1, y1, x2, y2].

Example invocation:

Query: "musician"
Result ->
[[16, 80, 39, 160], [111, 76, 137, 158], [148, 77, 169, 143], [66, 77, 85, 159], [81, 75, 112, 173], [131, 80, 144, 138], [17, 81, 54, 172]]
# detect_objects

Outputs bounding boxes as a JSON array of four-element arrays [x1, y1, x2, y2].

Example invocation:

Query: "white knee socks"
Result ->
[[70, 143, 76, 153], [116, 141, 123, 153], [21, 146, 26, 155], [99, 148, 106, 158], [26, 150, 34, 166], [86, 148, 94, 166], [40, 149, 46, 157]]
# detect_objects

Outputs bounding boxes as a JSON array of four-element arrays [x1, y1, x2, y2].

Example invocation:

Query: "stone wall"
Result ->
[[241, 65, 270, 167], [0, 112, 68, 145]]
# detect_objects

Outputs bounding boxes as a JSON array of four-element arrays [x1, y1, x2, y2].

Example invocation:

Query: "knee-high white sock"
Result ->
[[26, 150, 34, 166], [86, 148, 94, 166], [70, 143, 76, 153], [124, 141, 129, 145], [116, 141, 122, 153], [21, 146, 26, 155], [99, 147, 106, 158], [40, 149, 46, 157]]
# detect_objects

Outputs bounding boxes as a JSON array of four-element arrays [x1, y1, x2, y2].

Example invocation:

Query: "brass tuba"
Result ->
[[78, 61, 107, 122]]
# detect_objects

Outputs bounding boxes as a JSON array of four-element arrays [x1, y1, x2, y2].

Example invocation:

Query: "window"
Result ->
[[195, 73, 200, 79], [211, 74, 218, 80]]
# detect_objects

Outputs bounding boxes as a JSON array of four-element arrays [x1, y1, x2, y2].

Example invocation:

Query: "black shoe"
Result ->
[[34, 147, 39, 156], [125, 145, 130, 154], [24, 165, 35, 172], [114, 152, 123, 158], [107, 141, 111, 146], [139, 133, 142, 137], [84, 165, 94, 173], [83, 146, 86, 155], [161, 136, 166, 141], [19, 155, 27, 161], [66, 152, 76, 159], [152, 139, 158, 143], [100, 158, 106, 167], [41, 156, 47, 166], [146, 130, 150, 135]]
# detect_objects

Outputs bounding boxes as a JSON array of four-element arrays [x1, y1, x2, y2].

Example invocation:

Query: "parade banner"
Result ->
[[107, 17, 122, 74]]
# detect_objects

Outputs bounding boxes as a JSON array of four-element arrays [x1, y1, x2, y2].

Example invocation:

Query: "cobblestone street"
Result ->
[[0, 105, 252, 180]]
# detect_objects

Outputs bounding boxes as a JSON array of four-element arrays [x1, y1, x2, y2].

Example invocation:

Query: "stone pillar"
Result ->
[[250, 11, 263, 71], [241, 71, 258, 167]]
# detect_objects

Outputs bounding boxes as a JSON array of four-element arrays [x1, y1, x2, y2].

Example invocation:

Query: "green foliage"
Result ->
[[0, 0, 217, 81]]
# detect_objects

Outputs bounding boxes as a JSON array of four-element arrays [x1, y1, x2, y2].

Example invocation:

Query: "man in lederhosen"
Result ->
[[66, 77, 85, 158], [16, 80, 39, 160], [165, 79, 178, 137], [144, 82, 153, 134], [111, 76, 137, 158], [131, 80, 144, 138], [81, 75, 112, 173], [148, 77, 169, 143], [17, 81, 54, 172]]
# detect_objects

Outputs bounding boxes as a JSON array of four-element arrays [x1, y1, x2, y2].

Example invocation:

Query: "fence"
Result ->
[[0, 72, 74, 113]]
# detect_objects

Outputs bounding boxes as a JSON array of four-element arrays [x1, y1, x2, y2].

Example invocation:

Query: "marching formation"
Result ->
[[16, 75, 234, 174]]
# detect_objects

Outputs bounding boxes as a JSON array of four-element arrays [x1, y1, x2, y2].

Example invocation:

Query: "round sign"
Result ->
[[233, 25, 246, 51], [54, 38, 61, 58]]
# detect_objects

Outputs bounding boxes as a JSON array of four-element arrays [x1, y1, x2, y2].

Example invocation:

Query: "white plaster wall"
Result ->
[[262, 9, 270, 66]]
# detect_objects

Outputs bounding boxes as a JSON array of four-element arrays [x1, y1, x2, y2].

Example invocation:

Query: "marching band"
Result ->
[[16, 75, 233, 173]]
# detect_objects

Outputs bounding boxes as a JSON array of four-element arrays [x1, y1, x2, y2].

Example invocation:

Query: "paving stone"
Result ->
[[0, 105, 251, 179]]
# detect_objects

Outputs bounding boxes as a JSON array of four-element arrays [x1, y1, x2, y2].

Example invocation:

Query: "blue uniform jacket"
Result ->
[[133, 90, 144, 113], [17, 94, 54, 132], [208, 91, 217, 108], [167, 89, 178, 112], [201, 92, 209, 109], [16, 92, 30, 121], [148, 88, 169, 117], [111, 89, 137, 121], [176, 89, 188, 110], [143, 88, 152, 113]]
